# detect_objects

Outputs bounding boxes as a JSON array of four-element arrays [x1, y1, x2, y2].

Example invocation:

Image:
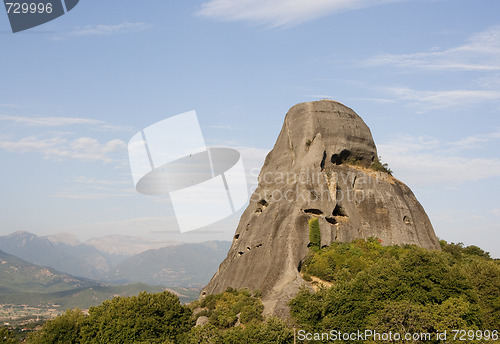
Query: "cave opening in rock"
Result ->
[[304, 208, 323, 215], [320, 150, 327, 170], [258, 199, 269, 207], [325, 216, 337, 224], [332, 204, 348, 217], [331, 149, 352, 165]]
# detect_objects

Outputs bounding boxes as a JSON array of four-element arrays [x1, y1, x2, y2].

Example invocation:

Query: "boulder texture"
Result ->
[[201, 100, 441, 317]]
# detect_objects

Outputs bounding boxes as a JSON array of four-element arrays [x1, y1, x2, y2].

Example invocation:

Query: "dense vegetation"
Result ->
[[186, 288, 292, 343], [370, 156, 393, 175], [27, 289, 292, 344], [308, 218, 321, 251], [293, 238, 500, 343], [0, 326, 18, 344], [21, 239, 499, 343]]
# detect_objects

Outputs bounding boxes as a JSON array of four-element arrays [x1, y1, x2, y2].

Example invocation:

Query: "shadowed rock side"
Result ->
[[202, 100, 441, 317]]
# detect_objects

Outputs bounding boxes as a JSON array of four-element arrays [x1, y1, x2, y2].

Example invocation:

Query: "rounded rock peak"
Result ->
[[269, 100, 378, 170]]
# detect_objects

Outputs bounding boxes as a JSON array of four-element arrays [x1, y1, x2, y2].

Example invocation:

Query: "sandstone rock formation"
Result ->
[[202, 100, 441, 317]]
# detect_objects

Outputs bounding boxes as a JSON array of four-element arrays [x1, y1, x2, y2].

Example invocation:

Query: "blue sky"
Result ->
[[1, 0, 499, 257]]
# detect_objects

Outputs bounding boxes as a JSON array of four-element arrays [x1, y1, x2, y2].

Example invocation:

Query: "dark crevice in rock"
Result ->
[[333, 204, 348, 217], [237, 251, 244, 256], [255, 208, 263, 214], [255, 243, 263, 248], [331, 149, 351, 165], [258, 199, 269, 207], [403, 216, 411, 225], [320, 150, 327, 170], [304, 208, 323, 215], [325, 216, 337, 225], [234, 234, 240, 240]]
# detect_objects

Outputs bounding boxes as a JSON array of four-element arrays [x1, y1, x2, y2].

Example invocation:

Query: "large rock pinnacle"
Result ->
[[202, 100, 441, 317]]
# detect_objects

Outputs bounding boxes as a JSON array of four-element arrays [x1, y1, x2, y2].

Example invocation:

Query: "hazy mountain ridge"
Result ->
[[0, 231, 123, 279], [0, 249, 199, 312], [0, 231, 231, 288], [0, 249, 98, 294], [105, 241, 231, 288]]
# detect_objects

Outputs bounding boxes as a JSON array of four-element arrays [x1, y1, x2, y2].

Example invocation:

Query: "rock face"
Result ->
[[202, 100, 441, 317]]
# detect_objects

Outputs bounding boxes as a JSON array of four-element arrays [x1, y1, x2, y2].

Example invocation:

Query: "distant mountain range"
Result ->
[[0, 231, 230, 288], [106, 241, 231, 287], [0, 249, 197, 310]]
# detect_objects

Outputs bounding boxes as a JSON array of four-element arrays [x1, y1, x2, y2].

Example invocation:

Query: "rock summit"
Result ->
[[202, 100, 441, 316]]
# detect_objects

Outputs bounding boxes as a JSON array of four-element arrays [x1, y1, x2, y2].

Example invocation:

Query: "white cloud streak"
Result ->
[[450, 129, 500, 149], [198, 0, 406, 28], [0, 135, 127, 163], [0, 114, 104, 127], [378, 133, 500, 186], [365, 26, 500, 72], [0, 114, 129, 131], [70, 22, 150, 36], [382, 86, 500, 110]]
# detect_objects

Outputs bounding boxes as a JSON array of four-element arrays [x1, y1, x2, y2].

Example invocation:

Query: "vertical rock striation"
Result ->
[[202, 100, 441, 317]]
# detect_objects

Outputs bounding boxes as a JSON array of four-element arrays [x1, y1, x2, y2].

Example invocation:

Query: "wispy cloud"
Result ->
[[307, 95, 334, 100], [208, 125, 233, 130], [0, 104, 20, 108], [66, 176, 131, 185], [0, 114, 103, 127], [450, 129, 500, 149], [51, 176, 134, 200], [51, 191, 132, 200], [381, 86, 500, 110], [0, 135, 127, 163], [198, 0, 406, 28], [70, 22, 150, 36], [365, 26, 500, 72], [378, 133, 500, 186], [0, 114, 130, 131]]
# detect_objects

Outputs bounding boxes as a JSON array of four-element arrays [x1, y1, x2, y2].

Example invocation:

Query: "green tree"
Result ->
[[28, 309, 85, 344], [308, 217, 321, 251], [291, 239, 500, 340], [81, 291, 193, 343], [0, 327, 18, 344], [371, 156, 392, 175]]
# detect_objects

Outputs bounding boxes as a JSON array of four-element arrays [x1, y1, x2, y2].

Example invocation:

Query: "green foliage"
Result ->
[[28, 309, 86, 344], [371, 156, 393, 175], [28, 291, 193, 344], [82, 291, 193, 343], [291, 239, 500, 341], [0, 327, 18, 344], [183, 317, 293, 344], [308, 217, 321, 251], [197, 288, 263, 328]]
